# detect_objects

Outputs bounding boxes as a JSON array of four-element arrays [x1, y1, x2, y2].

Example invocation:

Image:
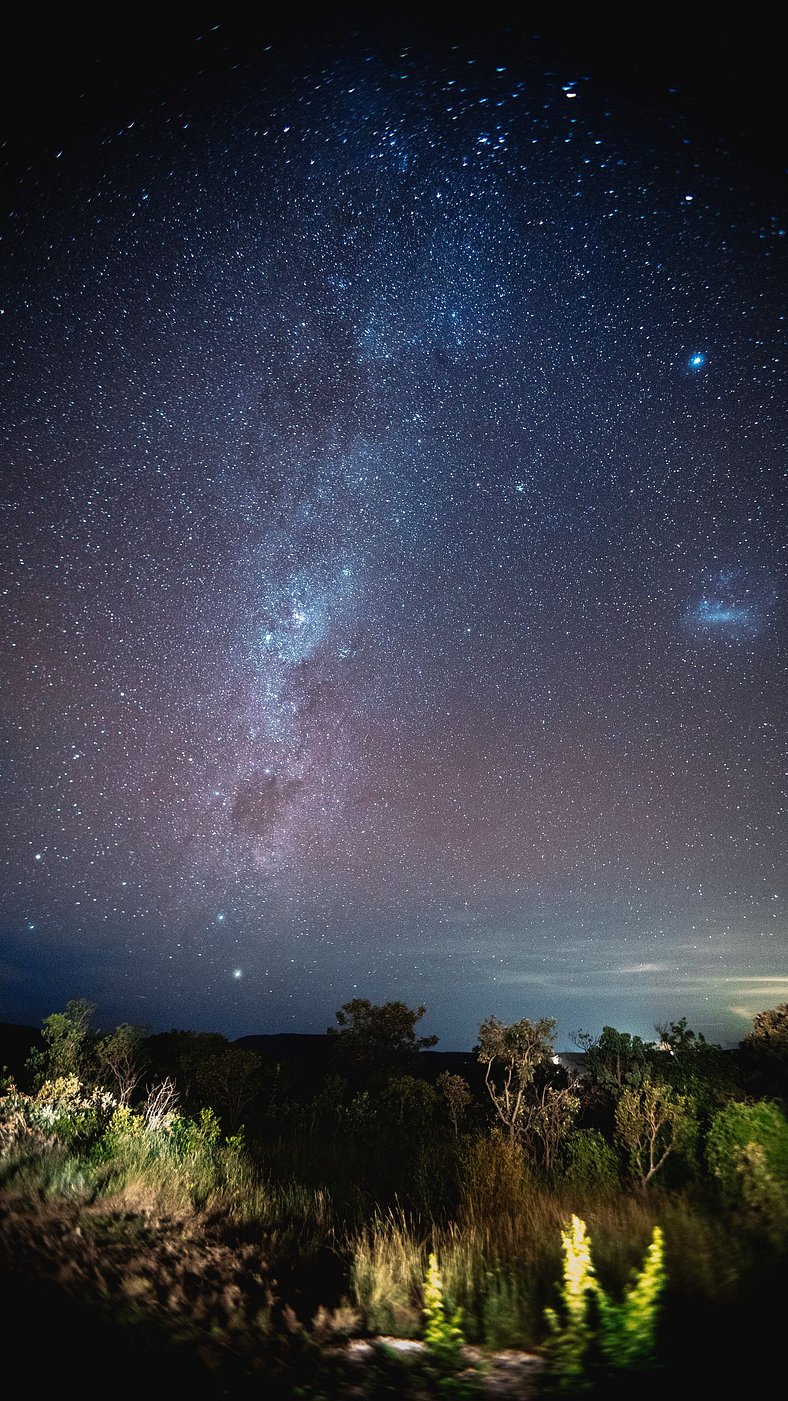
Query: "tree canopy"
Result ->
[[739, 1003, 788, 1098], [476, 1015, 558, 1143], [327, 998, 438, 1081]]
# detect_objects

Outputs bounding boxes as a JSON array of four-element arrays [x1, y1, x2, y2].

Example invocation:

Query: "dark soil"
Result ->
[[0, 1191, 343, 1398], [0, 1190, 783, 1399]]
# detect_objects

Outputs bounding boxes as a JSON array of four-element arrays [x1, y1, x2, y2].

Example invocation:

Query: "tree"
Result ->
[[519, 1080, 580, 1175], [381, 1073, 436, 1125], [574, 1026, 650, 1095], [654, 1016, 707, 1054], [436, 1071, 473, 1138], [476, 1015, 557, 1144], [95, 1023, 148, 1105], [146, 1030, 230, 1110], [739, 1004, 788, 1099], [651, 1017, 737, 1108], [327, 999, 437, 1082], [193, 1045, 264, 1131], [743, 1002, 788, 1054], [615, 1079, 696, 1187], [27, 999, 96, 1087]]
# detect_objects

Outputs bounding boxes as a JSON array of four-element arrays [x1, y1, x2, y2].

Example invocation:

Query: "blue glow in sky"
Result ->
[[684, 568, 777, 642]]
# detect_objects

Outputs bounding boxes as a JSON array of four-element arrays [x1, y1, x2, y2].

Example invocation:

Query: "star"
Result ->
[[1, 18, 783, 1055]]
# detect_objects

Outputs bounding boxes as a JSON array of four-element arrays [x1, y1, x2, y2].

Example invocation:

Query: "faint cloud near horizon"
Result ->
[[615, 963, 670, 975]]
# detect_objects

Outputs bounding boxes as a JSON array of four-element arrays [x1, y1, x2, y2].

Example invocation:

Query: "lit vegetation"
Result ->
[[0, 1000, 786, 1395]]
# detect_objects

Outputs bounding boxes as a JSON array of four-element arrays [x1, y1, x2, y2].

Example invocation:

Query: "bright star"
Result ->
[[688, 352, 705, 369]]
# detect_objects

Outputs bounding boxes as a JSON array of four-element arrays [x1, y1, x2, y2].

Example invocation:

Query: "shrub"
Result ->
[[595, 1224, 665, 1371], [544, 1214, 666, 1390], [563, 1129, 620, 1197], [1, 1076, 116, 1152], [706, 1099, 788, 1240], [423, 1252, 466, 1371], [459, 1130, 533, 1224], [543, 1215, 598, 1391], [422, 1252, 481, 1396]]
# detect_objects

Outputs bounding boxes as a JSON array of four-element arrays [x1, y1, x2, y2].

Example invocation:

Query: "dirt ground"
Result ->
[[0, 1191, 546, 1398], [2, 1189, 782, 1398]]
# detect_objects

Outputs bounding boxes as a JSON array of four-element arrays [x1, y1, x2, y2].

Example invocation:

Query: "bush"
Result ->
[[706, 1099, 788, 1240], [422, 1252, 481, 1396], [0, 1075, 116, 1153], [563, 1129, 620, 1198], [459, 1130, 533, 1224], [543, 1214, 666, 1391]]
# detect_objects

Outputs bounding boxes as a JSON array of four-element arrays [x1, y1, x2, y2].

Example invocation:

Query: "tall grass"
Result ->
[[348, 1136, 567, 1349], [346, 1133, 755, 1357], [0, 1137, 101, 1202], [3, 1073, 786, 1382], [350, 1208, 426, 1335]]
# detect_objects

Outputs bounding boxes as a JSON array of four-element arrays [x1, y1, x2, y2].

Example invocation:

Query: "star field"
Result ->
[[1, 19, 786, 1047]]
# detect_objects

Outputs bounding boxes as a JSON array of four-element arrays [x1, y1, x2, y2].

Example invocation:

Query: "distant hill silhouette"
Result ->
[[0, 1022, 589, 1098], [235, 1033, 335, 1061], [236, 1033, 486, 1085]]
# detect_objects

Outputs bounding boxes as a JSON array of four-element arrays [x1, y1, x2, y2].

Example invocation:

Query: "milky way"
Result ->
[[2, 20, 786, 1046]]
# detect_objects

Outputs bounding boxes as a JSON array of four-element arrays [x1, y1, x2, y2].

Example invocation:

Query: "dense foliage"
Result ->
[[1, 999, 786, 1396]]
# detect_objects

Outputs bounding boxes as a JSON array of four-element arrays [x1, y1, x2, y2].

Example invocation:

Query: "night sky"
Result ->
[[2, 16, 786, 1049]]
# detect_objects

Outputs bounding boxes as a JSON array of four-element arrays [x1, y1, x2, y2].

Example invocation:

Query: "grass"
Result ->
[[1, 1076, 786, 1396], [350, 1208, 426, 1336]]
